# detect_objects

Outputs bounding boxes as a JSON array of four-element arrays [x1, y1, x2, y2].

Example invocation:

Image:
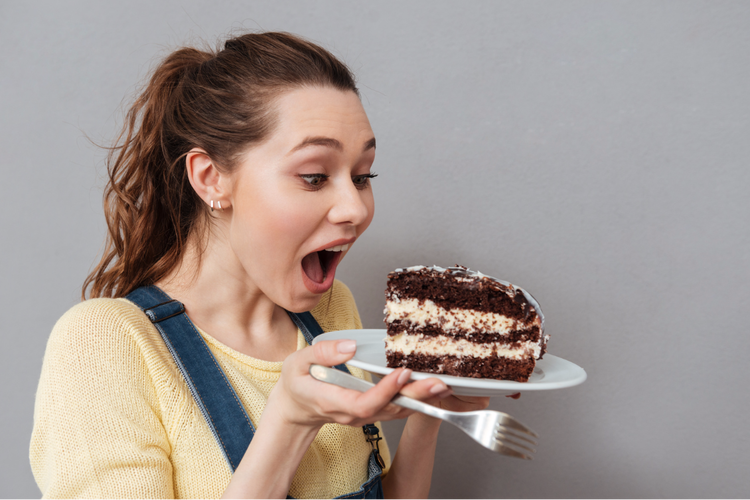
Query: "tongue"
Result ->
[[302, 252, 325, 283]]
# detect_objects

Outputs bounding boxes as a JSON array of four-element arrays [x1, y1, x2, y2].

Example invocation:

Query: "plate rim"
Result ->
[[312, 328, 587, 393]]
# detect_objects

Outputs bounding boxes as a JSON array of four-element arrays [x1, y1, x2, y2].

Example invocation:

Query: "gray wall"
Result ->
[[2, 0, 748, 497]]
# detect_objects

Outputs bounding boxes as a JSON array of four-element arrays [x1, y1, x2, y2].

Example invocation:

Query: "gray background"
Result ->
[[1, 0, 748, 498]]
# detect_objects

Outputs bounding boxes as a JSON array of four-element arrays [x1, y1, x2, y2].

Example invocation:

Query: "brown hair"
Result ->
[[83, 32, 358, 299]]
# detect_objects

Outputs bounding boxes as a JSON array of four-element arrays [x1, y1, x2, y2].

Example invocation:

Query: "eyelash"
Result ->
[[299, 173, 378, 191]]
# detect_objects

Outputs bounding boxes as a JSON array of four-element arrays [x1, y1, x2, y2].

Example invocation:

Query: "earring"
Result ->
[[210, 200, 214, 212], [217, 201, 222, 211]]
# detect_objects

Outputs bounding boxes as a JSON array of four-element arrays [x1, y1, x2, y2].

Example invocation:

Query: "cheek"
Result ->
[[266, 198, 321, 244], [359, 191, 375, 235], [232, 187, 321, 262]]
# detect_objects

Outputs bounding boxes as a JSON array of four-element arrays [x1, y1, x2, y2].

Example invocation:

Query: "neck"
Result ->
[[156, 224, 299, 362]]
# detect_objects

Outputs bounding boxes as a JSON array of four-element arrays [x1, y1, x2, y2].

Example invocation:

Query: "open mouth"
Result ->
[[301, 243, 350, 292]]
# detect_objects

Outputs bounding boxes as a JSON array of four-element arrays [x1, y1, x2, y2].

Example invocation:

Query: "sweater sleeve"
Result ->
[[30, 299, 174, 498]]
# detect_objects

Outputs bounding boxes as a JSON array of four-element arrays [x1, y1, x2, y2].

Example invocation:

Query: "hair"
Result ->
[[83, 32, 358, 299]]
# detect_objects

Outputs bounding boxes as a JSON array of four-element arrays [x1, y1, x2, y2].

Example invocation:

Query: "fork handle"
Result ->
[[309, 364, 449, 420]]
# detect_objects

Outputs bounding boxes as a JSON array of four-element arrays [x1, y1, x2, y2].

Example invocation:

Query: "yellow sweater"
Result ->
[[30, 280, 390, 499]]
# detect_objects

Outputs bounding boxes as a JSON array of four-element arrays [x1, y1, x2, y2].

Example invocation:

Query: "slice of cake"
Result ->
[[384, 265, 547, 382]]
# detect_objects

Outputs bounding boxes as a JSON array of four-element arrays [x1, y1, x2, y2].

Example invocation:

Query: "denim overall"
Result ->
[[126, 286, 385, 499]]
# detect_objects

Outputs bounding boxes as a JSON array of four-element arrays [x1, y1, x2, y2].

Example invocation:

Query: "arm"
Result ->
[[30, 300, 174, 498], [382, 395, 491, 499], [221, 340, 450, 499], [382, 414, 441, 499], [221, 412, 321, 498]]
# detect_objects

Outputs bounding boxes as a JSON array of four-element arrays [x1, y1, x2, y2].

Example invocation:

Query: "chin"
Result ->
[[284, 292, 324, 314]]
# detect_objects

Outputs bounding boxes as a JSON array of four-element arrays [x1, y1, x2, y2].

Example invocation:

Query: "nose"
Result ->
[[327, 180, 372, 226]]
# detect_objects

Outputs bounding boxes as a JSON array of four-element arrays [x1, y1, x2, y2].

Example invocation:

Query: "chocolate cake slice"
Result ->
[[384, 266, 547, 382]]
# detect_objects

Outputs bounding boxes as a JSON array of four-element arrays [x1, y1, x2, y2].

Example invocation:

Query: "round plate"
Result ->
[[312, 329, 587, 397]]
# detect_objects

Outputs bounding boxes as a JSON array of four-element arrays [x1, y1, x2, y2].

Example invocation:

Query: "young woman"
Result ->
[[30, 32, 489, 499]]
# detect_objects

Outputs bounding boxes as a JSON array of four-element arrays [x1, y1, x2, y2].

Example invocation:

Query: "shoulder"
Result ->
[[33, 298, 174, 497], [50, 297, 152, 342], [54, 297, 147, 325], [46, 297, 161, 365], [310, 280, 363, 332], [38, 297, 172, 425]]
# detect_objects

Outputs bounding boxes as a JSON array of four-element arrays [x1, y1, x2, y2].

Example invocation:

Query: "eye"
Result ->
[[352, 173, 378, 189], [299, 174, 329, 190]]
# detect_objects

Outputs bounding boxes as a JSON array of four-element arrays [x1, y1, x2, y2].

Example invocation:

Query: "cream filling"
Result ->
[[385, 297, 533, 334], [385, 332, 542, 360]]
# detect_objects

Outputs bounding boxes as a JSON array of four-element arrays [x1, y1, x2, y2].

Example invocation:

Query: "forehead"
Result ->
[[268, 86, 373, 149]]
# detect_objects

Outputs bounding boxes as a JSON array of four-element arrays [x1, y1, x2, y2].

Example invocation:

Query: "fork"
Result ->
[[309, 364, 538, 460]]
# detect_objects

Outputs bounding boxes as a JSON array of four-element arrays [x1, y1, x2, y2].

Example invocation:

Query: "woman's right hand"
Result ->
[[265, 339, 452, 431], [224, 339, 451, 498]]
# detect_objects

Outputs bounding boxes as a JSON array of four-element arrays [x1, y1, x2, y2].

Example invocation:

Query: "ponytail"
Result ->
[[83, 48, 211, 298], [83, 32, 358, 299]]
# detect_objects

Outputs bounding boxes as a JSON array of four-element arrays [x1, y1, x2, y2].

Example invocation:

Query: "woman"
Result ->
[[30, 32, 489, 498]]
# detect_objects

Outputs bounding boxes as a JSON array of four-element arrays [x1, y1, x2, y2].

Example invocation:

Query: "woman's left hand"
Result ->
[[398, 379, 489, 413], [381, 384, 490, 499], [435, 394, 490, 412]]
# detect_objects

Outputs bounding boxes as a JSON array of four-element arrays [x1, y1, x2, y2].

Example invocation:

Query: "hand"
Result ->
[[435, 394, 490, 412], [396, 380, 489, 433], [399, 383, 489, 420], [265, 339, 452, 431]]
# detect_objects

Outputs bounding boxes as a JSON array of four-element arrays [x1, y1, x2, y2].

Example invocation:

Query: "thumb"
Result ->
[[297, 339, 357, 373]]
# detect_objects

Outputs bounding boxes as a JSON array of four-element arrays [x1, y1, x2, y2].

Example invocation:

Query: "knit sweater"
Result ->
[[30, 280, 390, 499]]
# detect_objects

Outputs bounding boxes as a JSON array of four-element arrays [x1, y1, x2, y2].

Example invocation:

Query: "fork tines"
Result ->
[[495, 424, 536, 460], [496, 426, 536, 453], [499, 413, 538, 438], [495, 442, 535, 460], [495, 418, 538, 460]]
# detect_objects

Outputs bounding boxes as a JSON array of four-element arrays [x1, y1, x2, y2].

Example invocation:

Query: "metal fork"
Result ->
[[309, 364, 538, 460]]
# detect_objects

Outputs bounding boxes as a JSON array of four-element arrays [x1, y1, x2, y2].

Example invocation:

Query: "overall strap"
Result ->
[[286, 310, 351, 373], [126, 286, 255, 472]]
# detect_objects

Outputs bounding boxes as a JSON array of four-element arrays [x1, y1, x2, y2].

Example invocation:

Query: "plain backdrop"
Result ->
[[1, 0, 749, 498]]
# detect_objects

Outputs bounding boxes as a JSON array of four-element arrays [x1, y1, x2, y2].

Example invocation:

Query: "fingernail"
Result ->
[[337, 340, 356, 353], [430, 383, 449, 395], [397, 369, 412, 385], [438, 389, 453, 399]]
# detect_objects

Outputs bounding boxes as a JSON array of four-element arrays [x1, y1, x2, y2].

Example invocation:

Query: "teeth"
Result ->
[[323, 243, 350, 252]]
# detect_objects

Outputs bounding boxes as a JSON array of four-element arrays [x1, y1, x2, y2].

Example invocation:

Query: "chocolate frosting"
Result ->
[[389, 265, 545, 333]]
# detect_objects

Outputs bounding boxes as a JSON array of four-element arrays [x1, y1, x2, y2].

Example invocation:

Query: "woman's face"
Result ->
[[226, 86, 376, 312]]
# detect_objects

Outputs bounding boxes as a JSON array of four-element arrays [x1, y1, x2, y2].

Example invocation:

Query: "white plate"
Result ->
[[313, 329, 587, 397]]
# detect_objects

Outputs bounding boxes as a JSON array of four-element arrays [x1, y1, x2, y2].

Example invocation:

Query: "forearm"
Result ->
[[222, 412, 320, 499], [382, 413, 442, 499]]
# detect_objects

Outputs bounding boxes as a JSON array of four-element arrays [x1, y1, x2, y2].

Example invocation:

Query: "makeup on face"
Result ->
[[224, 87, 376, 311]]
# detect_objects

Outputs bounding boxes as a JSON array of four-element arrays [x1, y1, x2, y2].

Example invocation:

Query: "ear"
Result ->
[[185, 148, 232, 211]]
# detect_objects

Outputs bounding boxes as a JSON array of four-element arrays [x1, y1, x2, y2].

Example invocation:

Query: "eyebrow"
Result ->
[[287, 136, 376, 155]]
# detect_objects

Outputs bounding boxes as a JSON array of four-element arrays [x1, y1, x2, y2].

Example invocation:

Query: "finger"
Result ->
[[453, 395, 490, 405], [348, 368, 415, 416], [399, 377, 452, 401], [450, 395, 491, 409], [291, 340, 357, 375], [302, 368, 414, 424]]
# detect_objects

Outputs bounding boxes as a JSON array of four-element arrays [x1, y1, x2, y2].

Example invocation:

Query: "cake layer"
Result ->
[[386, 266, 539, 323], [386, 297, 519, 332], [387, 320, 541, 344], [383, 265, 547, 382], [385, 332, 543, 360], [386, 351, 535, 382]]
